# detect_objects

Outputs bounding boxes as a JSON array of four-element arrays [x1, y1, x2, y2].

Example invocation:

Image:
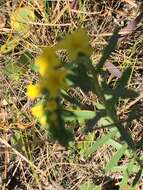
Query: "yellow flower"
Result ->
[[35, 47, 59, 76], [31, 104, 44, 117], [47, 100, 57, 111], [41, 69, 68, 97], [57, 28, 93, 60], [39, 115, 47, 126], [26, 84, 41, 100], [31, 104, 48, 126]]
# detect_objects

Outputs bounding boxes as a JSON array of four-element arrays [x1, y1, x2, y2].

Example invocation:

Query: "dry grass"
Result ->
[[0, 0, 143, 189]]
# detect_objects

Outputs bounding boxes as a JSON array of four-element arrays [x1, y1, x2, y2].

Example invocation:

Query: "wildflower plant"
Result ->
[[27, 28, 94, 146], [27, 50, 69, 145], [27, 26, 142, 188]]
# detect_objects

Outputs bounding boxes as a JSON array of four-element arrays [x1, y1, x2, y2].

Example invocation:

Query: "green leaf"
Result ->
[[5, 61, 23, 81], [84, 110, 107, 132], [119, 159, 135, 190], [19, 51, 33, 65], [95, 102, 105, 110], [79, 181, 100, 190], [77, 133, 95, 157], [99, 116, 114, 126], [64, 109, 96, 122], [105, 144, 128, 172], [11, 130, 21, 145], [106, 139, 123, 149], [111, 164, 140, 173], [83, 129, 117, 158], [106, 139, 130, 156], [11, 6, 35, 33]]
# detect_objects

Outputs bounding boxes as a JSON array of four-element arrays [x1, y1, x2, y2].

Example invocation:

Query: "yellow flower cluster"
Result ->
[[35, 47, 59, 76], [27, 84, 41, 100], [27, 46, 67, 99], [26, 27, 92, 127], [26, 46, 66, 126], [56, 28, 93, 60], [31, 101, 58, 126], [31, 103, 46, 126]]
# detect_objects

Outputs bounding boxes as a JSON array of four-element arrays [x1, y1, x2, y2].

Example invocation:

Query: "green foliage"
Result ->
[[119, 159, 135, 190], [47, 123, 73, 147], [64, 109, 96, 123], [19, 51, 34, 66], [1, 2, 142, 189], [10, 130, 26, 154], [83, 129, 117, 158], [78, 181, 101, 190], [7, 26, 141, 188], [77, 132, 95, 157], [62, 30, 142, 188], [5, 61, 24, 81], [0, 7, 35, 54], [24, 28, 141, 188], [11, 7, 35, 33], [105, 144, 128, 172]]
